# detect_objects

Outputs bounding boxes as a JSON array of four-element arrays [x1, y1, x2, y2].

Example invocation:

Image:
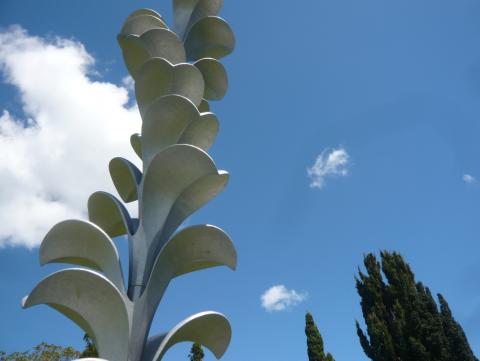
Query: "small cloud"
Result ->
[[307, 147, 350, 189], [260, 285, 307, 312], [463, 174, 477, 184], [122, 75, 135, 92]]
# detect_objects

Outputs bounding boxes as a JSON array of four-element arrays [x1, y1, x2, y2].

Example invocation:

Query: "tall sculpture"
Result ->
[[21, 1, 236, 360]]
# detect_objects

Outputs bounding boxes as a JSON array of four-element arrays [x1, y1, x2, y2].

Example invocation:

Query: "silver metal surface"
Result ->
[[23, 3, 236, 360], [184, 16, 235, 61]]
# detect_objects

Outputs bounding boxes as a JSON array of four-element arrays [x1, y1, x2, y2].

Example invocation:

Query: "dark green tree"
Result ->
[[305, 312, 336, 361], [188, 343, 204, 361], [80, 334, 98, 358], [356, 251, 477, 361]]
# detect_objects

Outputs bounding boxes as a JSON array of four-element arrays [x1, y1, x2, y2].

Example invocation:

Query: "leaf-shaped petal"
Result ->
[[194, 58, 228, 100], [22, 269, 131, 361], [178, 112, 219, 152], [135, 58, 204, 115], [126, 8, 164, 22], [117, 34, 150, 78], [40, 220, 125, 292], [141, 95, 200, 167], [140, 28, 186, 65], [130, 133, 142, 159], [109, 158, 142, 203], [143, 312, 231, 361], [160, 171, 229, 242], [141, 144, 218, 244], [173, 0, 223, 40], [120, 14, 167, 36], [140, 225, 235, 320], [143, 224, 236, 313], [184, 17, 235, 61], [88, 191, 135, 238]]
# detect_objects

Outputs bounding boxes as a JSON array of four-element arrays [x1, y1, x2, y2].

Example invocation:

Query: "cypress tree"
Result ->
[[188, 343, 204, 361], [356, 251, 477, 361], [305, 312, 336, 361]]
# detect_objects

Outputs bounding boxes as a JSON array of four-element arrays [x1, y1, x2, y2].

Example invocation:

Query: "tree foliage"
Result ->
[[0, 342, 80, 361], [80, 334, 98, 358], [188, 343, 204, 361], [305, 312, 336, 361], [356, 251, 477, 361]]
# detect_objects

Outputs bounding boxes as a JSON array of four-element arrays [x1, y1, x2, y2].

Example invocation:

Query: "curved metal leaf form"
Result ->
[[120, 15, 167, 36], [117, 35, 151, 78], [88, 191, 135, 238], [135, 58, 204, 115], [22, 269, 131, 361], [141, 95, 200, 167], [109, 158, 142, 203], [173, 0, 223, 40], [145, 225, 236, 307], [131, 133, 143, 159], [140, 28, 186, 64], [194, 58, 228, 100], [184, 17, 235, 61], [141, 144, 218, 243], [40, 220, 125, 292], [126, 8, 164, 22], [179, 112, 219, 152], [143, 312, 231, 361], [160, 171, 229, 242]]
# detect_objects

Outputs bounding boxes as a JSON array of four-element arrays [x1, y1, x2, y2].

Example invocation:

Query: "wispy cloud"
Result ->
[[463, 174, 477, 184], [260, 285, 307, 312], [0, 26, 140, 248], [307, 147, 350, 189]]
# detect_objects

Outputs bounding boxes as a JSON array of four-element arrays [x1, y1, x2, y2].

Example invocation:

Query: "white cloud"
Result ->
[[463, 174, 477, 184], [260, 285, 307, 312], [307, 147, 350, 189], [0, 26, 141, 248]]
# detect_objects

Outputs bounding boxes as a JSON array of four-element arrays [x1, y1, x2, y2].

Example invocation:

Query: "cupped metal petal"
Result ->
[[173, 0, 223, 40], [141, 144, 218, 243], [120, 14, 167, 36], [130, 133, 142, 159], [184, 16, 235, 61], [178, 111, 219, 152], [109, 157, 142, 203], [141, 95, 200, 168], [22, 268, 131, 361], [117, 34, 150, 78], [40, 219, 125, 292], [194, 58, 228, 100], [143, 311, 231, 361], [160, 171, 229, 242], [126, 8, 164, 22], [88, 191, 135, 238], [140, 28, 186, 65], [135, 58, 204, 115], [149, 224, 236, 285]]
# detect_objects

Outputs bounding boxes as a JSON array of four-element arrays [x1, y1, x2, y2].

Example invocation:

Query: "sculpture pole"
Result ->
[[22, 1, 236, 360]]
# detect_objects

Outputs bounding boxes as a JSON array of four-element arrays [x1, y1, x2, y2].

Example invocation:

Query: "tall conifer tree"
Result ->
[[188, 343, 204, 361], [355, 251, 477, 361], [305, 312, 336, 361]]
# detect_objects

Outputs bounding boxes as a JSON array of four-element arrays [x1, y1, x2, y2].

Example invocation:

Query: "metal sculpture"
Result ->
[[22, 1, 236, 360]]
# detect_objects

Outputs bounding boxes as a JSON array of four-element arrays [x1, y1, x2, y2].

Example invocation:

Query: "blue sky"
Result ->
[[1, 0, 480, 360]]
